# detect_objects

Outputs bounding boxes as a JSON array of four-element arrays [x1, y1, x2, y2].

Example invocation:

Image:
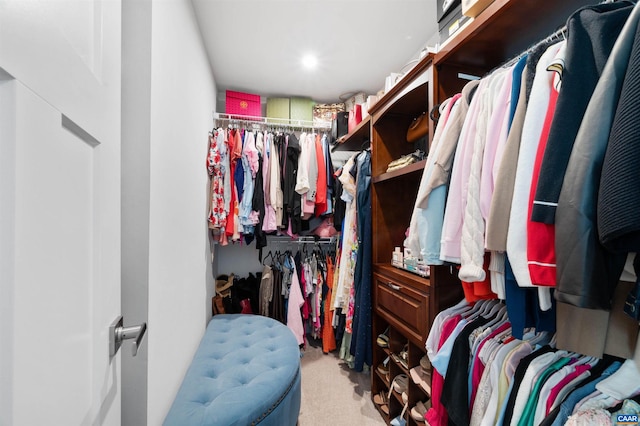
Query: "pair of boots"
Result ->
[[214, 274, 252, 315]]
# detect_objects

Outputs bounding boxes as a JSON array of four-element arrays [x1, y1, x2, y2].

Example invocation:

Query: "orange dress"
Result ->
[[322, 256, 337, 353]]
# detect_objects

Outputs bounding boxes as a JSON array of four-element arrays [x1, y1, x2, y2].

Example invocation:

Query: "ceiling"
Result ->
[[191, 0, 439, 104]]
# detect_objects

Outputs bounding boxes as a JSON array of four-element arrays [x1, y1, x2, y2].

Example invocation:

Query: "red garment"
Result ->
[[545, 363, 592, 415], [425, 314, 462, 426], [461, 253, 497, 303], [225, 129, 238, 237], [314, 134, 328, 215], [300, 267, 310, 320], [527, 88, 560, 285]]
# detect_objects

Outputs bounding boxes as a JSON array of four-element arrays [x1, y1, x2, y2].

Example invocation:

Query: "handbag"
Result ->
[[348, 104, 363, 133], [332, 111, 349, 139], [212, 295, 226, 315], [406, 112, 429, 143]]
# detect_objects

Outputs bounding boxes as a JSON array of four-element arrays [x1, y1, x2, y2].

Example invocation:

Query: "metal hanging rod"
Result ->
[[213, 112, 331, 130], [487, 23, 567, 76], [269, 235, 337, 245]]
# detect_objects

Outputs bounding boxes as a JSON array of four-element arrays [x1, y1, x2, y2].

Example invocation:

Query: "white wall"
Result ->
[[216, 242, 265, 278], [0, 76, 17, 426], [146, 0, 217, 424], [121, 1, 152, 424]]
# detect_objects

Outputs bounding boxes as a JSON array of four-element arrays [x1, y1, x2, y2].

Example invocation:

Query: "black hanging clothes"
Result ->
[[440, 315, 493, 426], [252, 145, 267, 256], [283, 133, 302, 234], [270, 265, 286, 324], [333, 168, 346, 232]]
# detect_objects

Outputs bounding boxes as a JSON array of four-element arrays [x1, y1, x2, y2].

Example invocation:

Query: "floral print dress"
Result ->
[[207, 130, 227, 229]]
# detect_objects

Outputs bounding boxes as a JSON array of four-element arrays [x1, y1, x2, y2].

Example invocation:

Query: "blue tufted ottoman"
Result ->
[[164, 314, 301, 426]]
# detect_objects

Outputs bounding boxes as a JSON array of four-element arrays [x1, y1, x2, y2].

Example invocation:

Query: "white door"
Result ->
[[0, 2, 124, 425]]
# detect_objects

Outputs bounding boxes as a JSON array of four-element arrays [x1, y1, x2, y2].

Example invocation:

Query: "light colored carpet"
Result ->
[[298, 341, 386, 426]]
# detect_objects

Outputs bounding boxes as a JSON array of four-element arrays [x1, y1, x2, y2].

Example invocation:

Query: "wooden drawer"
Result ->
[[374, 272, 429, 346]]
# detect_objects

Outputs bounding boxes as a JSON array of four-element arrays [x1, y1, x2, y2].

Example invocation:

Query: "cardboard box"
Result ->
[[462, 0, 494, 18], [225, 90, 261, 117]]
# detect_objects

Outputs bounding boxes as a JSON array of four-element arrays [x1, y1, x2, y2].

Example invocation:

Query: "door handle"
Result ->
[[109, 316, 147, 357]]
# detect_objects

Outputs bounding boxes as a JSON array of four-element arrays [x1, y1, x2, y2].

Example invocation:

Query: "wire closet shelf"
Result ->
[[213, 112, 332, 131]]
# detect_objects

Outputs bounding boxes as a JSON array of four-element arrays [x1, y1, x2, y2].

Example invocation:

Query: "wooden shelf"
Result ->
[[434, 0, 600, 70], [372, 160, 427, 184], [390, 356, 410, 376], [391, 388, 405, 406], [332, 115, 371, 152], [369, 54, 434, 118], [376, 366, 391, 387]]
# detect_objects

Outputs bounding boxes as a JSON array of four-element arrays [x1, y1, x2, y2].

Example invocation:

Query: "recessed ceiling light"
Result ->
[[302, 54, 318, 70]]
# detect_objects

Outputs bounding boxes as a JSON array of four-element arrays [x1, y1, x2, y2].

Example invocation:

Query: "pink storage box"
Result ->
[[225, 90, 261, 117]]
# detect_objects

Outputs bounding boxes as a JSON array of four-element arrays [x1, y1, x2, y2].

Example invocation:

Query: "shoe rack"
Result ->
[[373, 324, 434, 425]]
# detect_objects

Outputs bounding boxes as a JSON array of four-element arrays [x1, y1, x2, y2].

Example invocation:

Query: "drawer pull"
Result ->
[[387, 282, 401, 291]]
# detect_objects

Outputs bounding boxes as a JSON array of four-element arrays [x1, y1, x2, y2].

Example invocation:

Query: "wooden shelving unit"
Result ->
[[367, 0, 602, 424]]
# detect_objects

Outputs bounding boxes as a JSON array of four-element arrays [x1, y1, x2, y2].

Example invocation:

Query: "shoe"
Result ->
[[392, 374, 408, 394], [373, 391, 388, 406], [391, 401, 409, 426], [402, 391, 408, 405], [377, 363, 389, 377], [388, 374, 405, 402], [398, 344, 409, 369], [380, 403, 389, 416], [373, 391, 389, 415], [410, 366, 431, 395], [410, 400, 429, 422], [390, 416, 406, 426], [215, 274, 233, 297], [377, 327, 389, 348], [420, 355, 431, 374]]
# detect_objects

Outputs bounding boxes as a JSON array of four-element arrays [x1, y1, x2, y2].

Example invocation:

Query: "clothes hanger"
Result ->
[[263, 250, 273, 266], [481, 299, 500, 316], [483, 302, 506, 320], [483, 304, 508, 329], [525, 331, 550, 348], [464, 299, 490, 320], [548, 333, 558, 348]]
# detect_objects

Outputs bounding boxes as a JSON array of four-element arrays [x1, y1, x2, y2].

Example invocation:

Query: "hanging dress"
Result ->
[[207, 130, 226, 229]]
